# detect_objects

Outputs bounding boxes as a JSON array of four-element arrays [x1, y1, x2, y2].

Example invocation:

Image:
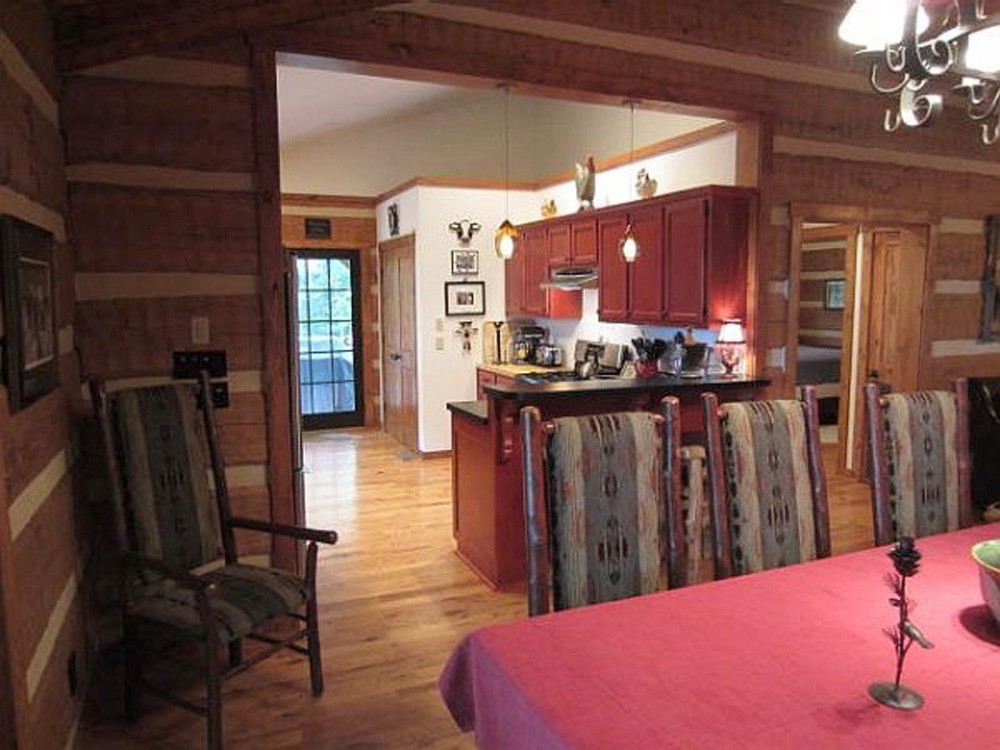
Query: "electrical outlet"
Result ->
[[191, 316, 210, 345], [209, 381, 229, 409], [435, 336, 445, 351], [173, 350, 227, 379]]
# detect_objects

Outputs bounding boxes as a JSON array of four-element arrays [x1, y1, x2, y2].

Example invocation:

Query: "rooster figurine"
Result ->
[[575, 153, 596, 211]]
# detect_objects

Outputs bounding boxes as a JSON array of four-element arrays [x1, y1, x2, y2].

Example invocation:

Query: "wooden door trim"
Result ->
[[251, 43, 296, 571]]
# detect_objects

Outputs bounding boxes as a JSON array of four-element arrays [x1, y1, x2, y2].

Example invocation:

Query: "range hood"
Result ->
[[540, 266, 598, 291]]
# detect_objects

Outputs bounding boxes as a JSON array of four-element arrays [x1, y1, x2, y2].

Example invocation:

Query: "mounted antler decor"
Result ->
[[448, 220, 482, 245]]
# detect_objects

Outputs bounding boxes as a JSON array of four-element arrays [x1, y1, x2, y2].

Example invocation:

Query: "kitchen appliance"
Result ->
[[517, 339, 625, 384], [510, 324, 546, 364], [534, 343, 564, 367], [540, 266, 598, 290]]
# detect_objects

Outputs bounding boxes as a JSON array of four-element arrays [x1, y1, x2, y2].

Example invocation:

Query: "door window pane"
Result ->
[[329, 259, 351, 290]]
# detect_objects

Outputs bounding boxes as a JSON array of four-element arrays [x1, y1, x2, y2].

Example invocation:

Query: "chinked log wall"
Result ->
[[0, 2, 86, 749], [63, 50, 276, 569]]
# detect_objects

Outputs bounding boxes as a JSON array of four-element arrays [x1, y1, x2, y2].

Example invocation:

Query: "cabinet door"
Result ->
[[570, 218, 598, 265], [627, 205, 664, 322], [548, 223, 571, 267], [663, 197, 707, 326], [598, 215, 629, 321], [523, 227, 549, 315], [505, 236, 527, 316]]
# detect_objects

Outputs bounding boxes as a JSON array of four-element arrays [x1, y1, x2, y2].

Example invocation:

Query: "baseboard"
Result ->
[[420, 450, 452, 460]]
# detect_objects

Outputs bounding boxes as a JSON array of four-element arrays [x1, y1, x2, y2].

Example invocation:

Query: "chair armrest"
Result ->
[[229, 516, 338, 545], [122, 551, 215, 593]]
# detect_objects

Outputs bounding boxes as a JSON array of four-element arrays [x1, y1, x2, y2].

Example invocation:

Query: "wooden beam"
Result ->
[[250, 42, 297, 571], [56, 0, 383, 71]]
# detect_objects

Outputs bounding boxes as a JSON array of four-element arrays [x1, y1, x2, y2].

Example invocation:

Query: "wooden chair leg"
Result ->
[[206, 642, 222, 750], [228, 639, 242, 669], [123, 615, 141, 722], [305, 541, 324, 696]]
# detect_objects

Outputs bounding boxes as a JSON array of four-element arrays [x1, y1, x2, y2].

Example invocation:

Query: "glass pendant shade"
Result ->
[[495, 219, 517, 259], [838, 0, 928, 49], [966, 26, 1000, 73], [619, 221, 639, 262]]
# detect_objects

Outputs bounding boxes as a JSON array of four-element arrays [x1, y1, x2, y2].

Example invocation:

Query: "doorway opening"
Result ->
[[292, 249, 365, 429], [789, 206, 932, 477]]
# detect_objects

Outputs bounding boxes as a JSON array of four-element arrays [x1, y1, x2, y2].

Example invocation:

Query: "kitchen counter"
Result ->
[[484, 373, 767, 401], [449, 372, 770, 589], [476, 362, 568, 378], [446, 400, 488, 425]]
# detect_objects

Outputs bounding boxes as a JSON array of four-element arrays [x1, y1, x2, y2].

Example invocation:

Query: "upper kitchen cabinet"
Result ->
[[596, 185, 755, 327], [506, 225, 582, 319], [549, 217, 596, 267]]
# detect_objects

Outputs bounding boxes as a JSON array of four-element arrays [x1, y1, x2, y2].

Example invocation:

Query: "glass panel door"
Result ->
[[296, 250, 364, 429]]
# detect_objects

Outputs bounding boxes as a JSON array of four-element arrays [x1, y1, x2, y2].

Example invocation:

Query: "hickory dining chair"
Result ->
[[865, 378, 974, 546], [91, 371, 337, 750], [520, 398, 686, 616], [702, 387, 832, 579]]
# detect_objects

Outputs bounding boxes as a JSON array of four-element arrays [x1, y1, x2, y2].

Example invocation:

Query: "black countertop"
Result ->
[[447, 400, 489, 424], [483, 374, 768, 402]]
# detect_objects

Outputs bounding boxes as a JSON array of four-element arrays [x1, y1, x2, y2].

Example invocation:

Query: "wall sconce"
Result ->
[[619, 215, 640, 262], [716, 318, 746, 378], [448, 220, 482, 245], [455, 320, 478, 353]]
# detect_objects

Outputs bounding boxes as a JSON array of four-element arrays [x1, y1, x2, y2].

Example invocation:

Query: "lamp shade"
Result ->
[[717, 319, 746, 344], [495, 219, 517, 259]]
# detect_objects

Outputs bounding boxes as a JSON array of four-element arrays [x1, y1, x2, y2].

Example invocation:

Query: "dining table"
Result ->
[[439, 523, 1000, 749]]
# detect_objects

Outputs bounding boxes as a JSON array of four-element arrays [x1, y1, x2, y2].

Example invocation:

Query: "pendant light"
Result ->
[[494, 85, 517, 259], [619, 100, 640, 263]]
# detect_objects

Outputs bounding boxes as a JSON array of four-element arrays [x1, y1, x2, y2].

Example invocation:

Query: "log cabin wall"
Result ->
[[62, 48, 278, 569], [280, 194, 381, 427], [0, 2, 86, 749], [798, 226, 850, 349]]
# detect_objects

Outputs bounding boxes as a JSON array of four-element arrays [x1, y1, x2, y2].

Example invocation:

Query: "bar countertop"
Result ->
[[483, 374, 769, 401], [446, 400, 489, 424]]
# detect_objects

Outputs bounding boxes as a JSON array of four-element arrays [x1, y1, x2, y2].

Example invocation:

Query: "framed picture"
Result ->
[[824, 278, 846, 310], [451, 249, 479, 276], [444, 281, 485, 316], [0, 215, 58, 412]]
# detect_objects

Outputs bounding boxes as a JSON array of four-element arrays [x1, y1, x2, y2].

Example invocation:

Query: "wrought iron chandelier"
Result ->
[[839, 0, 1000, 145]]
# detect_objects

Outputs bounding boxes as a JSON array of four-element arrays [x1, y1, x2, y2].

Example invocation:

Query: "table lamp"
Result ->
[[716, 319, 746, 378]]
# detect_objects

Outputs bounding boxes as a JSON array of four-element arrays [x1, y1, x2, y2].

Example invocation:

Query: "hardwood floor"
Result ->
[[76, 429, 872, 749]]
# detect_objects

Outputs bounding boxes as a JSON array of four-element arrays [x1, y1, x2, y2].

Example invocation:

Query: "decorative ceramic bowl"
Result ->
[[971, 540, 1000, 624]]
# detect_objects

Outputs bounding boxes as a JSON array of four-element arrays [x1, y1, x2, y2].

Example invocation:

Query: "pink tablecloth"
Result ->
[[440, 523, 1000, 749]]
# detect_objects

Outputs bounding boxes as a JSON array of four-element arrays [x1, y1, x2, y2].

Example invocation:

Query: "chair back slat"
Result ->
[[680, 445, 712, 585], [545, 411, 665, 611], [108, 384, 223, 573], [866, 380, 971, 545], [703, 389, 830, 579]]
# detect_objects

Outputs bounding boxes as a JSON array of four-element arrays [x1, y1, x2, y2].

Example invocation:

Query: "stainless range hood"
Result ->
[[540, 266, 598, 291]]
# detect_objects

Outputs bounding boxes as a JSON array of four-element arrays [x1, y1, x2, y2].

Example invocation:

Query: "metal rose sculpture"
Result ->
[[868, 536, 934, 710]]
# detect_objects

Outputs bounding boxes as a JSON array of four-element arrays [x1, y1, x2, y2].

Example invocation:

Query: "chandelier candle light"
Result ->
[[839, 0, 1000, 145]]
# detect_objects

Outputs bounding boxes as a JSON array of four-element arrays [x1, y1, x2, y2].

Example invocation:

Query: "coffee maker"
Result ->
[[510, 325, 546, 363]]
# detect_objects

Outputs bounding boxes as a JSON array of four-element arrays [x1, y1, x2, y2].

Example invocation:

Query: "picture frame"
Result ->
[[450, 249, 479, 276], [444, 281, 485, 316], [0, 215, 58, 412], [824, 278, 846, 310]]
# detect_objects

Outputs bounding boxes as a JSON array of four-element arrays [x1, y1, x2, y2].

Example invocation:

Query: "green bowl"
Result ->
[[971, 540, 1000, 624]]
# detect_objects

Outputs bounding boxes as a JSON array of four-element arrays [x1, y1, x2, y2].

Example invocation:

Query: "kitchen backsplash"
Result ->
[[539, 290, 720, 363]]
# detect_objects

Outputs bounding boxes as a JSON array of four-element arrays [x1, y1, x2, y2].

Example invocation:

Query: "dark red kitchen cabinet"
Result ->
[[663, 197, 708, 325], [626, 205, 664, 322], [570, 218, 598, 265], [598, 214, 629, 322], [504, 236, 527, 316], [704, 191, 753, 328], [523, 227, 549, 316], [548, 223, 571, 266]]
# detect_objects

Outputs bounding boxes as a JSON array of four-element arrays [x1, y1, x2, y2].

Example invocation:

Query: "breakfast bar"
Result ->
[[448, 374, 767, 588]]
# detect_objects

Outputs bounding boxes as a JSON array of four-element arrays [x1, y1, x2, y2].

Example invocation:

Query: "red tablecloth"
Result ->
[[440, 523, 1000, 749]]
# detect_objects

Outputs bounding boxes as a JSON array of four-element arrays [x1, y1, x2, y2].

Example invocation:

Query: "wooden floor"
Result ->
[[76, 429, 873, 749]]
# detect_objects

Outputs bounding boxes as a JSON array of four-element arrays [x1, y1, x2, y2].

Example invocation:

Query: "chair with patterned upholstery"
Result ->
[[520, 398, 685, 617], [702, 387, 831, 579], [864, 379, 974, 546], [91, 372, 337, 750]]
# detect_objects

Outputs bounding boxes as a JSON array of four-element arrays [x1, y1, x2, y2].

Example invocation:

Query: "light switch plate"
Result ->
[[191, 316, 210, 344]]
